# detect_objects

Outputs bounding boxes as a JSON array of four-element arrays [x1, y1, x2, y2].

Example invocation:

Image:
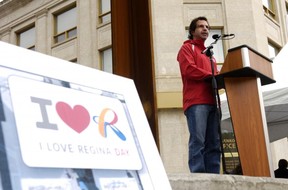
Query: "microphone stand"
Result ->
[[202, 36, 228, 174]]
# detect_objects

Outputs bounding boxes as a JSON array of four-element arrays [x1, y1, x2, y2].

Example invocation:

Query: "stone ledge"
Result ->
[[168, 173, 288, 190]]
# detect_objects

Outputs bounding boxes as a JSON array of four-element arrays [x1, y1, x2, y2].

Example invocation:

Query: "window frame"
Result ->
[[99, 47, 113, 73], [53, 4, 77, 44], [268, 41, 280, 59], [98, 0, 111, 25], [16, 24, 36, 50], [262, 0, 276, 19]]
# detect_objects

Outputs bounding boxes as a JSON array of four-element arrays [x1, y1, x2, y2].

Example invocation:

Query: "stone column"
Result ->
[[35, 9, 48, 54], [0, 27, 11, 43], [77, 0, 94, 67]]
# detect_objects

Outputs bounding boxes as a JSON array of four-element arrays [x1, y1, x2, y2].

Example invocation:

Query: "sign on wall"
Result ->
[[0, 42, 171, 190]]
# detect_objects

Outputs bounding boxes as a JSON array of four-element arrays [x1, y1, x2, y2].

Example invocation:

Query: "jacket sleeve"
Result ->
[[177, 44, 213, 81]]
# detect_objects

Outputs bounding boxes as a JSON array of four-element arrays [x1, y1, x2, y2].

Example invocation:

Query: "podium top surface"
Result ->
[[217, 44, 276, 89], [228, 45, 273, 63]]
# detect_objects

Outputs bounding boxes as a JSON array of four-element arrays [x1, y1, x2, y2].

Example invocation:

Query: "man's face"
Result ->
[[192, 20, 209, 41]]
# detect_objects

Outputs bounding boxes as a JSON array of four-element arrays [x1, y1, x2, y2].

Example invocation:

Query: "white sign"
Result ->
[[0, 41, 171, 190], [99, 178, 139, 190], [8, 75, 142, 170], [21, 179, 74, 190]]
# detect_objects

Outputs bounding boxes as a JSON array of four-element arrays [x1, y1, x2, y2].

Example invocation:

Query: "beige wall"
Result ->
[[0, 0, 111, 69]]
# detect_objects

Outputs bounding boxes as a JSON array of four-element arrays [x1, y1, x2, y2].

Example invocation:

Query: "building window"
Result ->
[[100, 48, 113, 73], [17, 26, 35, 50], [54, 6, 77, 44], [268, 42, 279, 59], [262, 0, 276, 19], [99, 0, 111, 24]]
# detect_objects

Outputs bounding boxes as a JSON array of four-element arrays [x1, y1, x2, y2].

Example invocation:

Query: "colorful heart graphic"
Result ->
[[56, 102, 90, 133]]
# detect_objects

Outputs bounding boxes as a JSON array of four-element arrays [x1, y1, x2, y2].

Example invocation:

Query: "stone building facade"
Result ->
[[0, 0, 288, 175]]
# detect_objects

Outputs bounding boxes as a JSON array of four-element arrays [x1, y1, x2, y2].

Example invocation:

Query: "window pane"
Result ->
[[268, 43, 278, 59], [101, 0, 111, 14], [68, 28, 77, 38], [262, 0, 274, 11], [56, 34, 65, 43], [100, 0, 111, 23], [56, 7, 77, 34], [102, 14, 111, 23], [102, 48, 113, 73], [262, 0, 269, 8], [19, 27, 35, 49]]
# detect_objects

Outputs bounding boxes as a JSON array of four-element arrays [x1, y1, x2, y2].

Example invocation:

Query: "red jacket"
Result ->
[[177, 39, 218, 111]]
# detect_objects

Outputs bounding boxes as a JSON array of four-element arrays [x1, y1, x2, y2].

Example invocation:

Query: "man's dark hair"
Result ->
[[188, 16, 209, 40], [278, 159, 288, 169]]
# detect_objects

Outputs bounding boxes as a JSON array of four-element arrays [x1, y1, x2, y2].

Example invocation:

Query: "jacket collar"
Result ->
[[184, 39, 206, 50]]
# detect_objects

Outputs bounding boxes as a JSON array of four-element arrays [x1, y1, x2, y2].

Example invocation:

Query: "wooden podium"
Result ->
[[217, 45, 275, 177]]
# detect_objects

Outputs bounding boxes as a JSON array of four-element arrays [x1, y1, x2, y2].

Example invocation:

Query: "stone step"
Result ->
[[168, 173, 288, 190]]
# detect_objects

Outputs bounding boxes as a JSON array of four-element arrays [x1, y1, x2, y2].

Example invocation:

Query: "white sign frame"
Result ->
[[0, 41, 171, 190]]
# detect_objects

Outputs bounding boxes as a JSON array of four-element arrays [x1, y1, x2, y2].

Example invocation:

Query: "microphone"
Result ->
[[202, 34, 235, 55], [212, 34, 235, 39], [212, 34, 221, 39]]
